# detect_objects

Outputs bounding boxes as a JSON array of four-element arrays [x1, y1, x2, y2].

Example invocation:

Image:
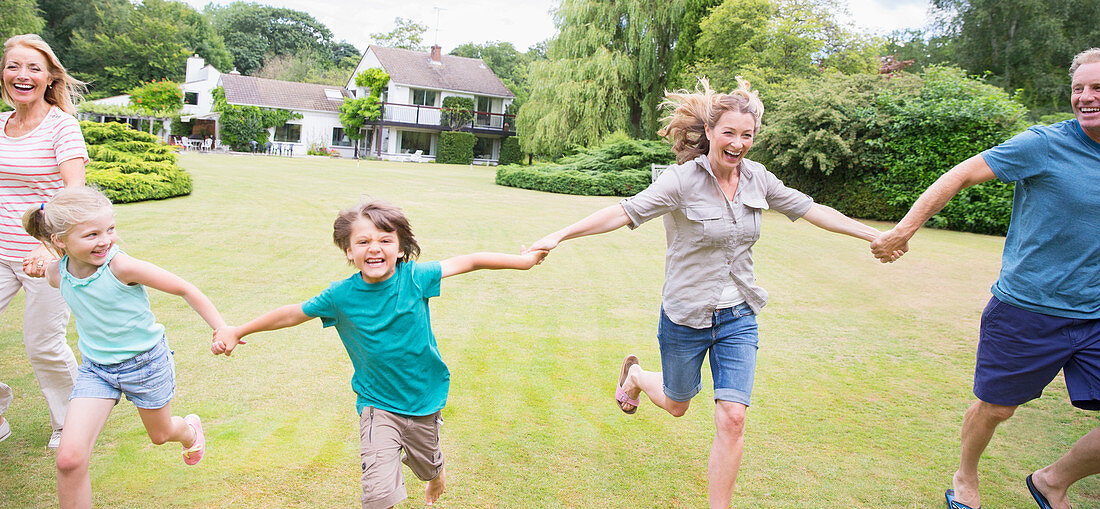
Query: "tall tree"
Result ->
[[207, 2, 337, 75], [370, 17, 428, 51], [517, 0, 686, 157], [67, 0, 231, 97], [38, 0, 130, 63], [932, 0, 1099, 113], [0, 0, 45, 41], [683, 0, 880, 93]]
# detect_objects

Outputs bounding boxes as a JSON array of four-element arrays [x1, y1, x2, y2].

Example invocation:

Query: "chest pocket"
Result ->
[[740, 197, 767, 242], [684, 206, 730, 246]]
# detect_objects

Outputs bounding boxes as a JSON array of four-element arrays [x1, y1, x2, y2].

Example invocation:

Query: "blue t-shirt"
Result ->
[[301, 260, 448, 416], [981, 119, 1100, 318]]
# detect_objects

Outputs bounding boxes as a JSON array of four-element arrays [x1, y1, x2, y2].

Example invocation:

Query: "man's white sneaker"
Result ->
[[47, 429, 62, 449], [0, 419, 10, 443]]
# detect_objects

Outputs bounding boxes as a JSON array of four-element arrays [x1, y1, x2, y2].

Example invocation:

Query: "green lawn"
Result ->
[[1, 153, 1097, 508]]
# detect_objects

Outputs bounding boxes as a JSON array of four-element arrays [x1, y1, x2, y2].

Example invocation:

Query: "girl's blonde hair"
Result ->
[[2, 34, 85, 115], [23, 187, 113, 252], [333, 200, 420, 264], [658, 77, 764, 164]]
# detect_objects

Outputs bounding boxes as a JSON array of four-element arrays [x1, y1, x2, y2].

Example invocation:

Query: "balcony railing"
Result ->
[[379, 102, 514, 132]]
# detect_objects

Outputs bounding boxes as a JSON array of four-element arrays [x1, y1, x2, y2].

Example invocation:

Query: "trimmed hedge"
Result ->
[[495, 133, 673, 196], [437, 131, 476, 164], [80, 121, 193, 203], [499, 137, 523, 166]]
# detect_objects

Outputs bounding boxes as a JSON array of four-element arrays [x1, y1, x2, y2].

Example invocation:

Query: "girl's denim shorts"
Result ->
[[658, 303, 759, 406], [70, 336, 175, 409]]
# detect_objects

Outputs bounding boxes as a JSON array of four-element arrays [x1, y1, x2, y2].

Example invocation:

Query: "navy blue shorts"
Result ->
[[975, 296, 1100, 410]]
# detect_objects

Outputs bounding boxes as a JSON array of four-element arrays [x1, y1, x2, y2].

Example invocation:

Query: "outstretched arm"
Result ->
[[870, 155, 996, 262], [800, 203, 882, 242], [526, 204, 631, 253], [440, 249, 548, 278], [212, 304, 313, 356], [109, 253, 226, 331]]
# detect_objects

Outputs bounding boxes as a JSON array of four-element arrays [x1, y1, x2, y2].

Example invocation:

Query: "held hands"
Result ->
[[21, 244, 57, 278], [524, 234, 561, 254], [518, 245, 549, 269], [211, 326, 246, 356], [869, 227, 910, 263]]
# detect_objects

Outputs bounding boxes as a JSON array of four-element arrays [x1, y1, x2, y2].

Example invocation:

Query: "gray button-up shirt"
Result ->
[[619, 155, 813, 328]]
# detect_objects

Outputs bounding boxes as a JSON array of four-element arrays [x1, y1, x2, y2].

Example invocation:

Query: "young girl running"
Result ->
[[23, 187, 226, 508], [212, 199, 547, 509]]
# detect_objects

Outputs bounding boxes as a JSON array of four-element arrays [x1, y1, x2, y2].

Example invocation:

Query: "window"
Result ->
[[183, 92, 199, 105], [411, 89, 436, 106], [473, 136, 494, 159], [332, 127, 352, 147], [476, 96, 493, 126], [273, 123, 301, 143], [400, 131, 432, 154]]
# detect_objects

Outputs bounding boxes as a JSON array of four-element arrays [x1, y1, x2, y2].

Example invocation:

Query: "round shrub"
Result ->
[[80, 121, 193, 203]]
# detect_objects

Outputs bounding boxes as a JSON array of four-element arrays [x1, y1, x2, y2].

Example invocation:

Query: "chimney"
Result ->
[[185, 54, 205, 83], [429, 45, 442, 66]]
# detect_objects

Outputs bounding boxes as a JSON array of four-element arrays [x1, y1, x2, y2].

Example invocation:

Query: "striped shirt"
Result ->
[[0, 106, 88, 262]]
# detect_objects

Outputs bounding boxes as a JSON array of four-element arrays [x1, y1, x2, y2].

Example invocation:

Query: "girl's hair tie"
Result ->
[[40, 203, 45, 211]]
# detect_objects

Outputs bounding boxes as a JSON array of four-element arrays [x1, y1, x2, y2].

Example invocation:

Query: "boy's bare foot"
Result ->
[[426, 467, 445, 506]]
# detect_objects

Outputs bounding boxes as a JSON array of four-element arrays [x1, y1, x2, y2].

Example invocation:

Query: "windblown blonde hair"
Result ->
[[658, 77, 764, 164], [1070, 48, 1100, 78], [2, 34, 85, 115]]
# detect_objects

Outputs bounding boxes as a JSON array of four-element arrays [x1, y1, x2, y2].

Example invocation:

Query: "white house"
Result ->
[[346, 45, 516, 162], [87, 47, 515, 161]]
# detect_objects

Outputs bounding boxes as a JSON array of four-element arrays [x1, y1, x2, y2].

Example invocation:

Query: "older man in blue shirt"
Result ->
[[872, 48, 1100, 509]]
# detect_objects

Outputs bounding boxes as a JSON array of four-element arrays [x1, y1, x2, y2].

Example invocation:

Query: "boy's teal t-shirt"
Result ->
[[302, 260, 448, 416]]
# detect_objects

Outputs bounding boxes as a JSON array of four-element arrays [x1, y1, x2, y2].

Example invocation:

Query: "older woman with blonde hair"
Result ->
[[0, 34, 88, 448], [527, 78, 898, 507]]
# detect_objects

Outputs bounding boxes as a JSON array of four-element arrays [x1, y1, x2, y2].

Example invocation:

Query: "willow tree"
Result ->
[[517, 0, 685, 158]]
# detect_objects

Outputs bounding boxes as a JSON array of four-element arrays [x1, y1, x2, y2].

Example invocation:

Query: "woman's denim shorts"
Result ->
[[70, 336, 175, 409], [658, 303, 759, 406]]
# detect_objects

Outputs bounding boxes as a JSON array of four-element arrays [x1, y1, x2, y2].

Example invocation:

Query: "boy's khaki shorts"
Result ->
[[359, 406, 444, 509]]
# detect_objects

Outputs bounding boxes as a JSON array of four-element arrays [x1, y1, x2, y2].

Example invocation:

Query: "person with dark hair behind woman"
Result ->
[[526, 78, 901, 508], [0, 33, 87, 449]]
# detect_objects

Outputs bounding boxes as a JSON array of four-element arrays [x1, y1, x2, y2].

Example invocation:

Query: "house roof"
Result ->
[[370, 46, 514, 98], [220, 74, 349, 113]]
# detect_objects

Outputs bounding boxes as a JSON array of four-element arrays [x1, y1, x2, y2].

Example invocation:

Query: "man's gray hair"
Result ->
[[1070, 48, 1100, 77]]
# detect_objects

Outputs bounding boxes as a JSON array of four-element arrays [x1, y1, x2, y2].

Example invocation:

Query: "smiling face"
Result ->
[[2, 45, 53, 109], [346, 218, 404, 284], [53, 209, 119, 278], [1072, 61, 1100, 142], [704, 111, 756, 175]]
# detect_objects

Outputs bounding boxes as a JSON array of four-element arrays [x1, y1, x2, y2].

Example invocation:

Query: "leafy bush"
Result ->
[[495, 132, 673, 196], [170, 116, 191, 136], [499, 136, 523, 165], [128, 80, 182, 114], [441, 96, 474, 130], [80, 121, 192, 203], [437, 131, 476, 164], [213, 87, 301, 151], [757, 66, 1028, 235]]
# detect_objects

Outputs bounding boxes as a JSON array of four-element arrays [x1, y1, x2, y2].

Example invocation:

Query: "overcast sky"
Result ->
[[182, 0, 933, 54]]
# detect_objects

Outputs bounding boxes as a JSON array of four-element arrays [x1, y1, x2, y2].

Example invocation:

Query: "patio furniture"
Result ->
[[201, 138, 212, 152]]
